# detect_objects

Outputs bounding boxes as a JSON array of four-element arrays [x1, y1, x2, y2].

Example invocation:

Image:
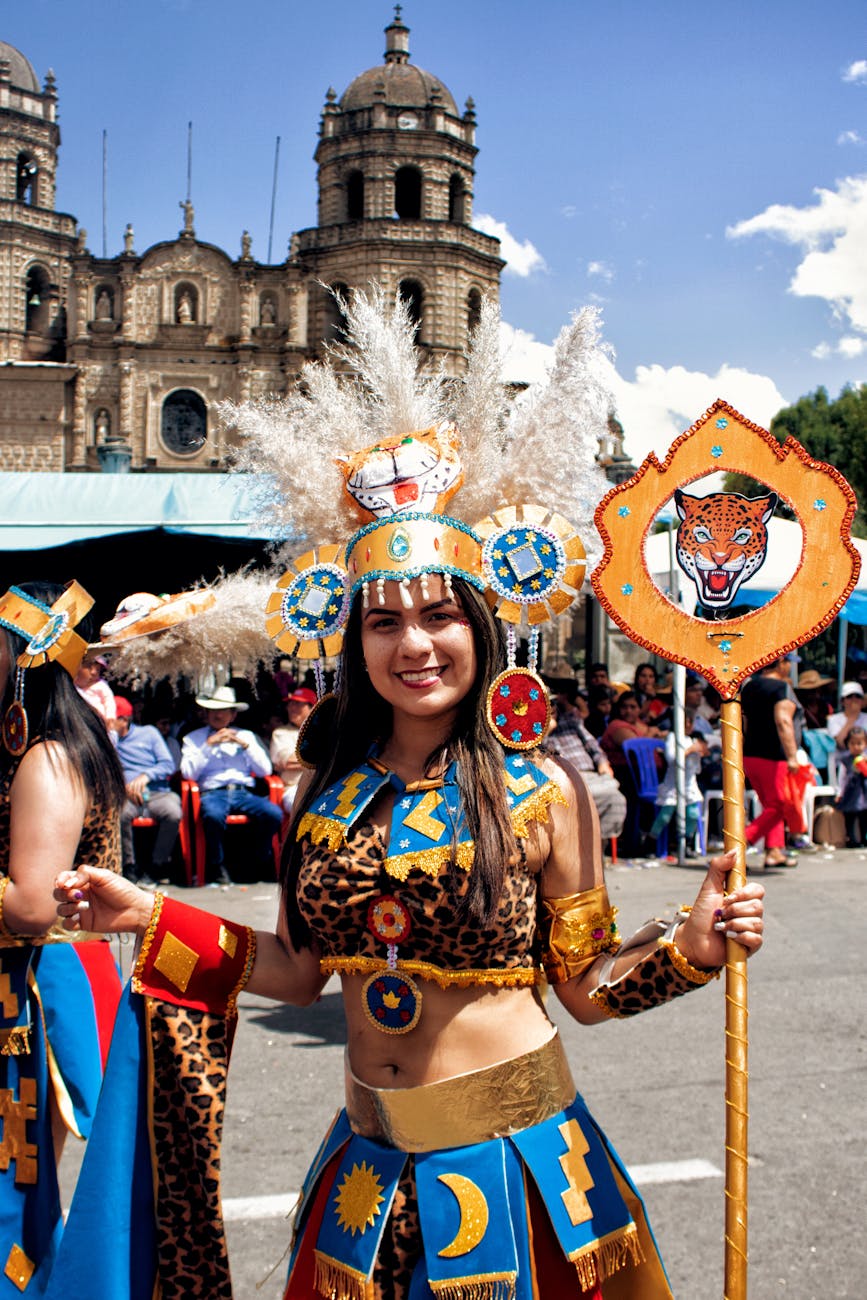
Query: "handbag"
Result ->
[[781, 763, 815, 835]]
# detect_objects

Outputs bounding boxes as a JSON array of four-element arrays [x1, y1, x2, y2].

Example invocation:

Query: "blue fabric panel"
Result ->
[[31, 945, 103, 1137], [44, 984, 156, 1300], [415, 1141, 518, 1291]]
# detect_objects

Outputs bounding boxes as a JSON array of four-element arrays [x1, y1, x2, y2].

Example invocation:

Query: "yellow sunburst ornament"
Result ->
[[333, 1160, 385, 1236]]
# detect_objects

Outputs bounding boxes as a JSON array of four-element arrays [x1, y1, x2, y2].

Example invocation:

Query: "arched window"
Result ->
[[324, 282, 350, 342], [449, 174, 466, 223], [160, 390, 207, 456], [25, 266, 51, 333], [346, 170, 365, 221], [399, 279, 424, 339], [394, 166, 422, 220], [467, 289, 482, 336], [16, 153, 38, 205], [174, 282, 198, 324]]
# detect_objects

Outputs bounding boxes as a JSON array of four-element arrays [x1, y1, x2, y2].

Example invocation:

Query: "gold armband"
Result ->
[[539, 885, 620, 984]]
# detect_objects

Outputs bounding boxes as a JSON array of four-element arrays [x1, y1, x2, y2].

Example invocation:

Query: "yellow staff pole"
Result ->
[[719, 698, 748, 1300]]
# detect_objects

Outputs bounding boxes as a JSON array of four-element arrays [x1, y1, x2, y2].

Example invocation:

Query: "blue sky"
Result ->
[[10, 0, 867, 461]]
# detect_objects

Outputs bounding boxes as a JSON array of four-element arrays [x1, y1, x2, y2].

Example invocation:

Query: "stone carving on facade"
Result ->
[[94, 289, 112, 320], [176, 290, 194, 323], [123, 223, 135, 253], [179, 199, 195, 235], [241, 230, 252, 260]]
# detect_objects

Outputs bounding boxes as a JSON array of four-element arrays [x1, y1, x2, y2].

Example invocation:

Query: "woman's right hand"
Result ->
[[54, 867, 156, 937]]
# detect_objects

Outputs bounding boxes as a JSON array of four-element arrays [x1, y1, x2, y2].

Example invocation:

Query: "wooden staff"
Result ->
[[720, 698, 748, 1300]]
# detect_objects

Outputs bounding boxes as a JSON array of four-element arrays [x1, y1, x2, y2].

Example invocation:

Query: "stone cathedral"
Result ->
[[0, 11, 503, 474]]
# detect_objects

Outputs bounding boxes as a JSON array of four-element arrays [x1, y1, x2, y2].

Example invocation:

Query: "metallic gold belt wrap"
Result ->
[[345, 1027, 575, 1152]]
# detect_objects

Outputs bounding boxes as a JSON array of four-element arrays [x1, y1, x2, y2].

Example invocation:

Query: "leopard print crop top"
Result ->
[[295, 820, 542, 988]]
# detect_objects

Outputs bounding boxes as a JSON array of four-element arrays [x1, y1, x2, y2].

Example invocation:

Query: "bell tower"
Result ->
[[295, 8, 503, 372], [0, 41, 76, 361]]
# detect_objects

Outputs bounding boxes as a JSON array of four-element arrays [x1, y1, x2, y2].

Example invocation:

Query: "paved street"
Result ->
[[64, 848, 866, 1298]]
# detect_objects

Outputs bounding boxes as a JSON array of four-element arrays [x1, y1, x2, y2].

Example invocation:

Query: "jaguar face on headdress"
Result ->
[[335, 424, 463, 521]]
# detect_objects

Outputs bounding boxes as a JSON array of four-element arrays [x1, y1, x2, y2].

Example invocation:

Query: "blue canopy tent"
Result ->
[[0, 472, 288, 625]]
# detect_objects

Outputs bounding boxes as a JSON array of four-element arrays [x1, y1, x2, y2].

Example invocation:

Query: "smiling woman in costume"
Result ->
[[0, 581, 125, 1292], [51, 291, 764, 1300]]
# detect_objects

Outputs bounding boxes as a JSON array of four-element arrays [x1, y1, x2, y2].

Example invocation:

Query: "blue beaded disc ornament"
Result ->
[[362, 894, 421, 1033]]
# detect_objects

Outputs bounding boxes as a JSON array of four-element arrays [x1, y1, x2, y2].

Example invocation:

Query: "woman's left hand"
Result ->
[[675, 849, 764, 969]]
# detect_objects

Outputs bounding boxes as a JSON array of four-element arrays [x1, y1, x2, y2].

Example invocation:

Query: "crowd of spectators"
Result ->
[[72, 647, 867, 877]]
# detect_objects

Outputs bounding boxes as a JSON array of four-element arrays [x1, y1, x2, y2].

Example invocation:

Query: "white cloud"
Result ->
[[498, 321, 556, 385], [498, 320, 787, 466], [474, 214, 546, 277], [587, 259, 614, 281], [837, 129, 864, 146], [727, 174, 867, 336], [843, 59, 867, 84], [599, 358, 787, 465]]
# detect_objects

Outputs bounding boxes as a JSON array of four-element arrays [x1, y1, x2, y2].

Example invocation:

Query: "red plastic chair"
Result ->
[[131, 773, 192, 882], [182, 775, 285, 887]]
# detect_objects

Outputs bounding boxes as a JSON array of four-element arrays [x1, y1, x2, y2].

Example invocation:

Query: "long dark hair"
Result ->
[[0, 582, 125, 810], [281, 577, 517, 948]]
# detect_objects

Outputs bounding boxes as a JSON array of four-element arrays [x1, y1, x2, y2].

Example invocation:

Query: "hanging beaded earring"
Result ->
[[475, 505, 587, 750], [2, 667, 28, 757]]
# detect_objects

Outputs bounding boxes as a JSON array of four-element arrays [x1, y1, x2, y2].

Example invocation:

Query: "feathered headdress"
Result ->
[[221, 286, 612, 748]]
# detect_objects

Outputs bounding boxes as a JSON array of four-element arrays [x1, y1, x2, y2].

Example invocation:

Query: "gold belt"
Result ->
[[345, 1027, 575, 1152]]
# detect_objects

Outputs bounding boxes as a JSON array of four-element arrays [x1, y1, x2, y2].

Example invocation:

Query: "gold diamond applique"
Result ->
[[153, 931, 199, 993]]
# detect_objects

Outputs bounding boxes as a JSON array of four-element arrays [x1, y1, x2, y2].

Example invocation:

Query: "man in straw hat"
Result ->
[[180, 685, 282, 885]]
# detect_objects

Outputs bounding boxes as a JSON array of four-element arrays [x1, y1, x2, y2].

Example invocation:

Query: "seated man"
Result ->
[[180, 685, 283, 885], [114, 695, 181, 886], [544, 680, 627, 845]]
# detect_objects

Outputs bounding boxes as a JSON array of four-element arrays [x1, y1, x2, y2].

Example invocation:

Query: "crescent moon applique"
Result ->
[[436, 1172, 490, 1258]]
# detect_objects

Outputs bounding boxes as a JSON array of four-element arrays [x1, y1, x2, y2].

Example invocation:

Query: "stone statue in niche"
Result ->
[[94, 408, 111, 441], [176, 290, 194, 324], [260, 297, 276, 326], [94, 290, 113, 320]]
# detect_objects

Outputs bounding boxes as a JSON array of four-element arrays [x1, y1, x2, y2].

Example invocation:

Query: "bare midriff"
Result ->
[[341, 974, 554, 1088]]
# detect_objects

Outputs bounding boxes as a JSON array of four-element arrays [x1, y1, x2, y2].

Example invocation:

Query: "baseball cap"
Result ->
[[841, 681, 864, 699], [114, 696, 134, 718], [288, 688, 317, 705]]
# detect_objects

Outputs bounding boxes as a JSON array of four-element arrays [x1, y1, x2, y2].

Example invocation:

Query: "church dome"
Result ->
[[0, 41, 40, 93], [339, 12, 458, 116]]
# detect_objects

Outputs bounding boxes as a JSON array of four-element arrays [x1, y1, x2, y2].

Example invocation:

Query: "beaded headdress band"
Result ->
[[0, 581, 94, 755]]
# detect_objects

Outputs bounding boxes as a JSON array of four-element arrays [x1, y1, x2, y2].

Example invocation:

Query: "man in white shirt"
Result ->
[[180, 685, 283, 885], [827, 682, 867, 750]]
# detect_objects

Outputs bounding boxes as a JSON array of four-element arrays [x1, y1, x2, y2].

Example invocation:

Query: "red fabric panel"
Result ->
[[72, 939, 121, 1069]]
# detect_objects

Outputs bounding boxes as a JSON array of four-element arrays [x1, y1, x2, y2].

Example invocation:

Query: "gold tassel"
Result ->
[[313, 1250, 375, 1300], [569, 1222, 644, 1290], [428, 1276, 517, 1300], [0, 1025, 31, 1056]]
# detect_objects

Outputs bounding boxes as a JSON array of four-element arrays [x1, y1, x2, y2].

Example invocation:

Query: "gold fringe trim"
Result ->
[[428, 1274, 517, 1300], [298, 814, 348, 854], [0, 1025, 31, 1056], [320, 954, 541, 990], [510, 782, 567, 839], [659, 939, 720, 985], [567, 1221, 643, 1290], [226, 926, 257, 1017], [383, 841, 474, 882], [313, 1250, 374, 1300], [131, 891, 165, 993]]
